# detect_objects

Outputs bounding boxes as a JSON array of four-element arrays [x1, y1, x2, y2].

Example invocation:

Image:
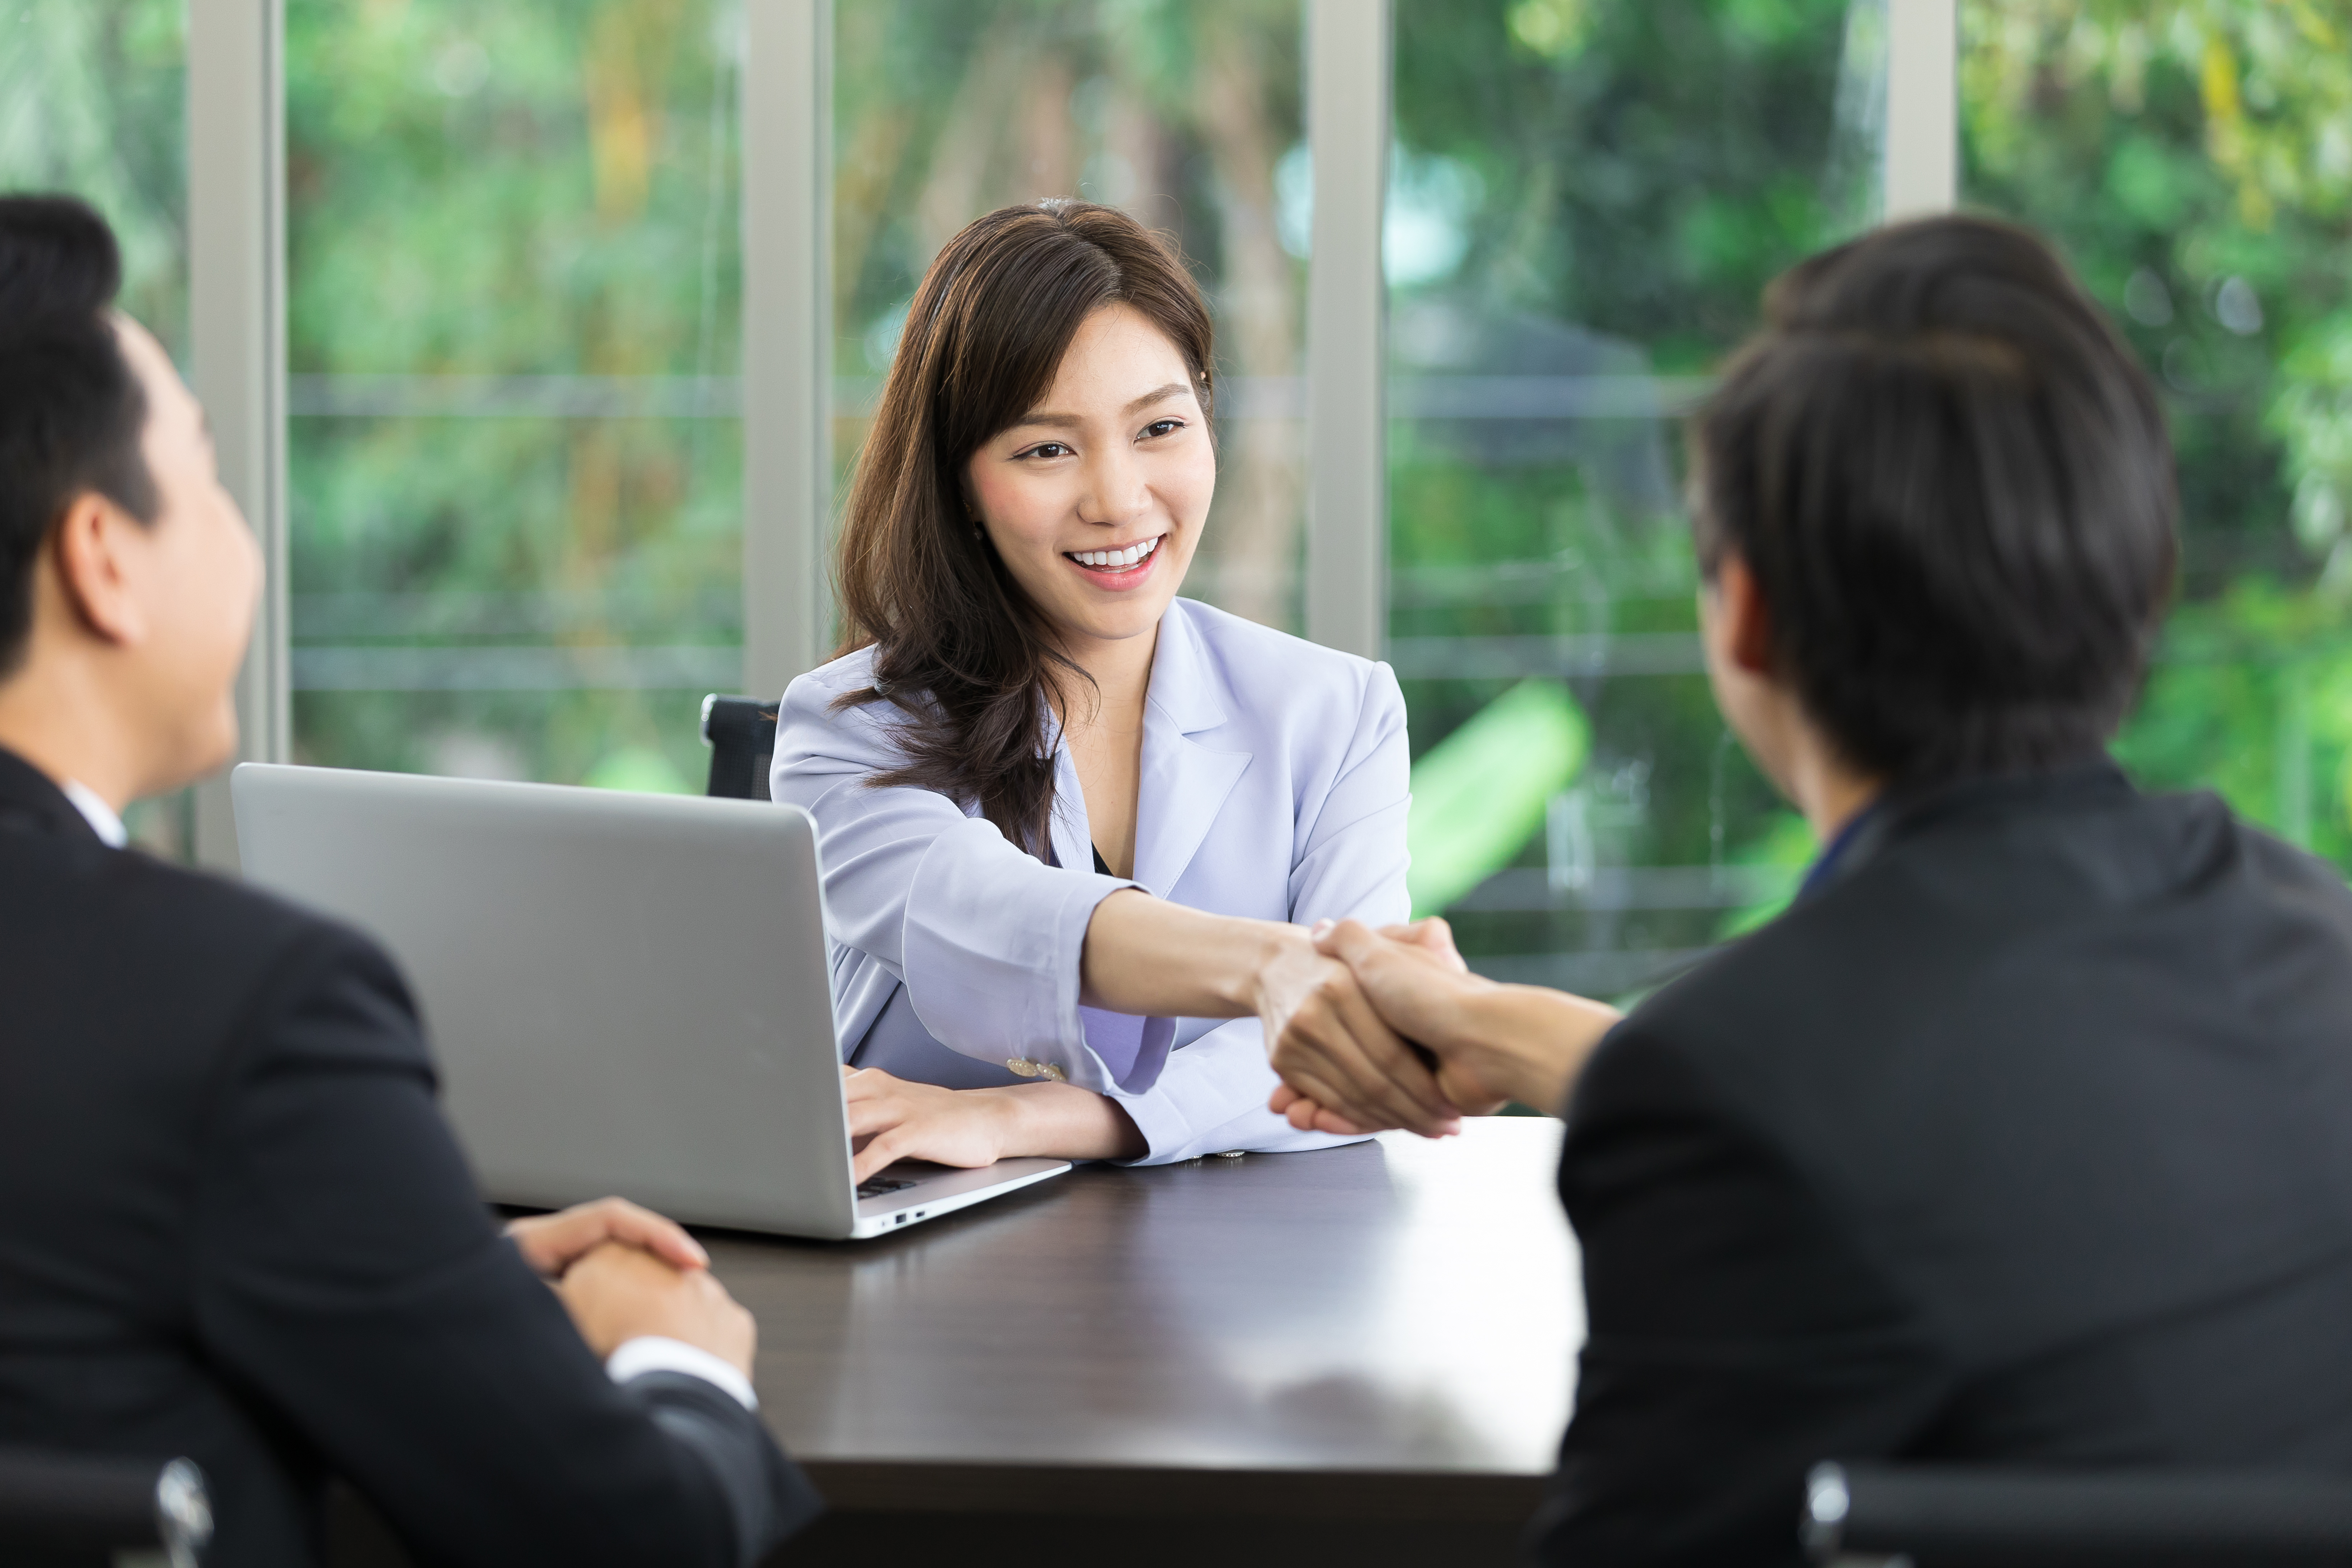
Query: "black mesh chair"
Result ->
[[700, 694, 779, 801], [1804, 1460, 2352, 1568], [0, 1449, 212, 1568]]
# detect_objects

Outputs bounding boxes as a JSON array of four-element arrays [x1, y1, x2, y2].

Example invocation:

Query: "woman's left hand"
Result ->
[[841, 1066, 1018, 1183]]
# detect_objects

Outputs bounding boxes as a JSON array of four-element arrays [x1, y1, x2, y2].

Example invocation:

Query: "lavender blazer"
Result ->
[[769, 596, 1411, 1164]]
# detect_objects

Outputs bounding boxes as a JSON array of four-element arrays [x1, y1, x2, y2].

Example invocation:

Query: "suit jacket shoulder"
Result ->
[[0, 758, 819, 1568], [1606, 774, 2352, 1362], [1537, 769, 2352, 1567]]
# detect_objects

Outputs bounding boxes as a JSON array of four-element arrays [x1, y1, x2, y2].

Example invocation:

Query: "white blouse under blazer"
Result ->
[[769, 595, 1412, 1164]]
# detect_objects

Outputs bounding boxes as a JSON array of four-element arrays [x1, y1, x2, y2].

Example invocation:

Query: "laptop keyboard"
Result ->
[[856, 1176, 917, 1200]]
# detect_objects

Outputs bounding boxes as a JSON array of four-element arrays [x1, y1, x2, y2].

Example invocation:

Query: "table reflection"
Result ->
[[722, 1120, 1579, 1478]]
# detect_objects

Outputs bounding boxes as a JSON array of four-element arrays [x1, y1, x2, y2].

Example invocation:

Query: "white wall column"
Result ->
[[187, 0, 288, 871], [742, 0, 833, 698], [1303, 0, 1390, 660], [1883, 0, 1958, 219]]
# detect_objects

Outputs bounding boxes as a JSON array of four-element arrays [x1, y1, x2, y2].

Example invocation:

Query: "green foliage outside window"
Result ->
[[0, 0, 185, 355], [283, 0, 744, 794], [1408, 679, 1590, 916], [10, 0, 2352, 941], [1388, 0, 1864, 991], [1964, 0, 2352, 868]]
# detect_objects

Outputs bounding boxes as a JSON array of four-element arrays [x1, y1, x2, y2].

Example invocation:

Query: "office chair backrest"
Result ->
[[1805, 1460, 2352, 1568], [701, 694, 779, 801], [0, 1450, 211, 1568]]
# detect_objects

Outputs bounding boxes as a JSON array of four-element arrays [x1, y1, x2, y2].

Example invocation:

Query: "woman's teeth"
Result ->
[[1069, 536, 1162, 569]]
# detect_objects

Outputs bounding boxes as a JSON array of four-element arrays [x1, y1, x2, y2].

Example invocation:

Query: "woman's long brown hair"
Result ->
[[831, 200, 1216, 857]]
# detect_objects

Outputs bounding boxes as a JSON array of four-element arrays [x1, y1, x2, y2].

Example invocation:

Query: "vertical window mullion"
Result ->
[[187, 0, 289, 870], [743, 0, 834, 699], [1304, 0, 1391, 660], [1884, 0, 1958, 220]]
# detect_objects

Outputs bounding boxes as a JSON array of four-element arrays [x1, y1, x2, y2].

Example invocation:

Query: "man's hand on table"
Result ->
[[1269, 917, 1626, 1135], [507, 1196, 757, 1379], [507, 1195, 710, 1278], [558, 1240, 758, 1377]]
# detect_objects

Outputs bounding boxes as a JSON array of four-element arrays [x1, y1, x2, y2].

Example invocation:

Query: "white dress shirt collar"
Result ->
[[60, 778, 128, 848]]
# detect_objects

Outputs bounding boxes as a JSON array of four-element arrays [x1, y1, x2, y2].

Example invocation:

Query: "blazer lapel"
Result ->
[[1131, 603, 1250, 899], [1046, 739, 1094, 873]]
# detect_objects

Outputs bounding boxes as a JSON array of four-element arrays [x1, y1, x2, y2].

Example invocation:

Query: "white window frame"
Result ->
[[1304, 0, 1393, 661], [187, 0, 288, 870], [1885, 0, 1958, 219], [743, 0, 832, 698]]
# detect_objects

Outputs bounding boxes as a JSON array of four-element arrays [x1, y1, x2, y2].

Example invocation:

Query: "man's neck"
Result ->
[[1804, 768, 1882, 846], [0, 661, 139, 813], [1778, 726, 1882, 847]]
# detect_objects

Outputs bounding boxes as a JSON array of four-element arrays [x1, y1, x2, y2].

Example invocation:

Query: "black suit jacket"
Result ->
[[0, 750, 822, 1566], [1531, 764, 2352, 1565]]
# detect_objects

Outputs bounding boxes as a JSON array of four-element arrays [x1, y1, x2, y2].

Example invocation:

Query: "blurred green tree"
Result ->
[[283, 0, 744, 791], [11, 0, 2348, 929], [1965, 0, 2352, 867], [0, 0, 186, 352]]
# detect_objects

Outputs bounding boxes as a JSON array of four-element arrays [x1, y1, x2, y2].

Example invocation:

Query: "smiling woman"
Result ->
[[770, 201, 1461, 1177]]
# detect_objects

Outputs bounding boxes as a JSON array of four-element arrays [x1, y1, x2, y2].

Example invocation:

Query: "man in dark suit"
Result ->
[[1264, 215, 2352, 1564], [0, 198, 821, 1564]]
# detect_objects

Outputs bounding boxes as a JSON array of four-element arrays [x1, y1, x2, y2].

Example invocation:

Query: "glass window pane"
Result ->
[[833, 0, 1306, 631], [0, 1, 186, 355], [0, 0, 191, 856], [1389, 0, 1878, 997], [1963, 3, 2352, 870], [287, 0, 743, 793]]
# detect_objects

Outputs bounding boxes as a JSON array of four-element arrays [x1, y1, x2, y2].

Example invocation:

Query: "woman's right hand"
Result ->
[[1249, 926, 1464, 1139], [1275, 918, 1624, 1131], [1268, 916, 1507, 1131], [1073, 887, 1460, 1136]]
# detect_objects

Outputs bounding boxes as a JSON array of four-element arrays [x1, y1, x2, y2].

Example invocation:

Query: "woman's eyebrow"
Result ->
[[1125, 382, 1190, 414], [1008, 383, 1192, 431]]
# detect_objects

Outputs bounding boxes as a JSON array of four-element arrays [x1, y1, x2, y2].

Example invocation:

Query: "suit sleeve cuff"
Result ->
[[606, 1336, 758, 1411]]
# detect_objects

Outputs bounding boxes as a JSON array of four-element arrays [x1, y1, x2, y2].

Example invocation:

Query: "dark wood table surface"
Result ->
[[705, 1118, 1583, 1565]]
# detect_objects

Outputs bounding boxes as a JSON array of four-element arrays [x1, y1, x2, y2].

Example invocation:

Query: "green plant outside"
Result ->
[[1407, 680, 1591, 917], [8, 0, 2352, 942], [1964, 0, 2352, 873]]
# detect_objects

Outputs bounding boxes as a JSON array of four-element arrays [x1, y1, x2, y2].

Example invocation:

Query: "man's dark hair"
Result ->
[[1693, 214, 2177, 783], [0, 194, 159, 675]]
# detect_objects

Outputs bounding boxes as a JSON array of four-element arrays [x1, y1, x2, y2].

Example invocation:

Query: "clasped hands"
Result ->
[[506, 1196, 756, 1374], [1260, 916, 1622, 1137]]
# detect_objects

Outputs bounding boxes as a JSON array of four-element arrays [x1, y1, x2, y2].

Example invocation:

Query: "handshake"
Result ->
[[1256, 917, 1627, 1138]]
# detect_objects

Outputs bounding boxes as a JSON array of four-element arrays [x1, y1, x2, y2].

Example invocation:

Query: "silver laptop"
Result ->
[[230, 763, 1069, 1239]]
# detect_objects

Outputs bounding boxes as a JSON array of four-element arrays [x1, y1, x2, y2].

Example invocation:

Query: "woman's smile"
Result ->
[[1063, 532, 1166, 588]]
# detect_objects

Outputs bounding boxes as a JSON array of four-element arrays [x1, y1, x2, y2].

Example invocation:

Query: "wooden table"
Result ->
[[710, 1119, 1583, 1567]]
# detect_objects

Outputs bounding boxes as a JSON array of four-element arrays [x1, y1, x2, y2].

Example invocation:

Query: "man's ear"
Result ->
[[1716, 554, 1776, 676], [48, 493, 147, 647]]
